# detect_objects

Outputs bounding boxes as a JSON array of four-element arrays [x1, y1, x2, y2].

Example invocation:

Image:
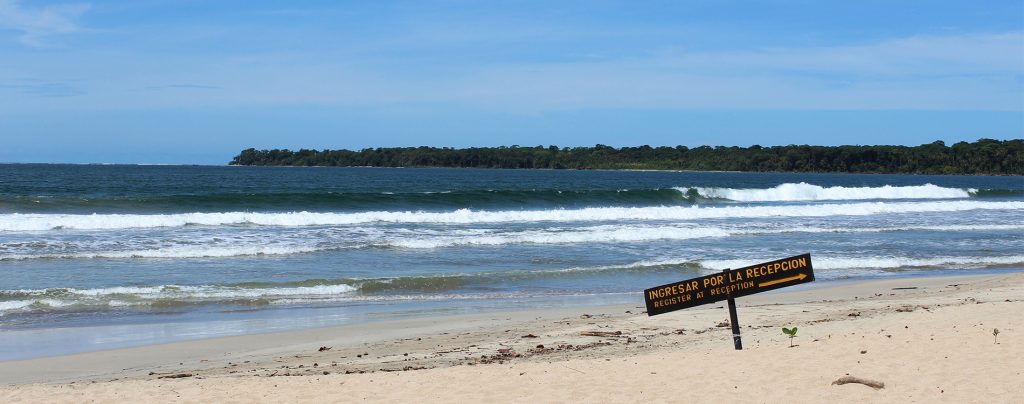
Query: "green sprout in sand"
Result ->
[[782, 327, 798, 347], [993, 328, 1000, 344]]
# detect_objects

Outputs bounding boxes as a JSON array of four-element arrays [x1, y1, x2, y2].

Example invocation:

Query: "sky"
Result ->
[[0, 0, 1021, 164]]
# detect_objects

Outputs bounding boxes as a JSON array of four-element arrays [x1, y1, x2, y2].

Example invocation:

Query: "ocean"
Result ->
[[1, 164, 1022, 360]]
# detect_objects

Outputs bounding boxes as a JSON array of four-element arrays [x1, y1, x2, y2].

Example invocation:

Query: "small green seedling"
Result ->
[[782, 327, 798, 347], [993, 328, 1000, 344]]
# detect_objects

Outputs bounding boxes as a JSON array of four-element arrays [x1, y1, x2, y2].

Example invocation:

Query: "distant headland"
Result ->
[[230, 139, 1023, 175]]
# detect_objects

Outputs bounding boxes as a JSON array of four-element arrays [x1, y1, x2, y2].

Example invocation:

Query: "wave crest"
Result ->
[[679, 183, 974, 202], [2, 200, 1021, 231], [700, 255, 1024, 271]]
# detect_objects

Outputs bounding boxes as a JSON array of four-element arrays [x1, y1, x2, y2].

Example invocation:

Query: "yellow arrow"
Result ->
[[758, 273, 807, 288]]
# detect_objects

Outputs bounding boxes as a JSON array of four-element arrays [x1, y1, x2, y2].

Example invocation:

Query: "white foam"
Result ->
[[0, 299, 74, 315], [700, 255, 1024, 271], [1, 200, 1020, 231], [0, 245, 324, 260], [4, 283, 358, 301], [542, 258, 701, 274], [389, 225, 730, 249], [392, 223, 1024, 249], [3, 222, 1020, 261], [682, 182, 974, 202], [0, 300, 34, 313], [0, 283, 360, 315], [733, 224, 1024, 236]]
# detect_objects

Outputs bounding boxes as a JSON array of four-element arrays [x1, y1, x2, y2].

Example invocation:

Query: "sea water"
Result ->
[[1, 165, 1022, 359]]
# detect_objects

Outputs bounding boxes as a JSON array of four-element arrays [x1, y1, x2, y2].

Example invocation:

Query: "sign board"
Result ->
[[645, 253, 814, 316]]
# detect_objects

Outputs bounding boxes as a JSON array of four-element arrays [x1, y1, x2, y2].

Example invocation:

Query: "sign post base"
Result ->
[[727, 295, 742, 350]]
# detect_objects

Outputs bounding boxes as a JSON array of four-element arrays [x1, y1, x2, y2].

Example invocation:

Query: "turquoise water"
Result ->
[[1, 165, 1022, 359]]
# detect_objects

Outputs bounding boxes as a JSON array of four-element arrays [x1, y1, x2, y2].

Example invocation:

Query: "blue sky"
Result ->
[[0, 1, 1021, 164]]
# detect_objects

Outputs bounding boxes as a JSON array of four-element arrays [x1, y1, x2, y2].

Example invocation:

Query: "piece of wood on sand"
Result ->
[[156, 373, 194, 379], [831, 376, 885, 389], [579, 331, 623, 337]]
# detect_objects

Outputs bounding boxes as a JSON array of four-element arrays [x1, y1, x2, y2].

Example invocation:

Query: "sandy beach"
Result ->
[[2, 272, 1021, 403]]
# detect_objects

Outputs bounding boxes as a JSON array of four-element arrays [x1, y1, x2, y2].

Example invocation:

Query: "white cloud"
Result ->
[[0, 0, 89, 46]]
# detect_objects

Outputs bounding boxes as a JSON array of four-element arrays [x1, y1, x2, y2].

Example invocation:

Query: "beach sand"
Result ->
[[2, 272, 1022, 403]]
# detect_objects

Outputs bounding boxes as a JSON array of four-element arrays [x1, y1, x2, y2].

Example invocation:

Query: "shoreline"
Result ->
[[2, 271, 1021, 402], [4, 268, 1020, 364]]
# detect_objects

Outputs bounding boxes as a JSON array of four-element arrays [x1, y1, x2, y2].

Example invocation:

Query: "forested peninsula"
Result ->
[[230, 139, 1023, 175]]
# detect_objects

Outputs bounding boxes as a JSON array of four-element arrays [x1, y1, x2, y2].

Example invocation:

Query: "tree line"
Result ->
[[230, 139, 1024, 175]]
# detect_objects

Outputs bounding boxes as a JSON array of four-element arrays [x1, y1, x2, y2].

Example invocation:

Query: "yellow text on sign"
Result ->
[[743, 256, 808, 280]]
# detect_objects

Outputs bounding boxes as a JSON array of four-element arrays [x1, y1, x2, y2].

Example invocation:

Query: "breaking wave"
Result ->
[[0, 245, 327, 260], [387, 225, 732, 249], [0, 283, 356, 316], [0, 261, 682, 315], [4, 253, 1022, 315], [700, 255, 1024, 271], [3, 223, 1021, 260], [2, 200, 1021, 231], [679, 183, 977, 202]]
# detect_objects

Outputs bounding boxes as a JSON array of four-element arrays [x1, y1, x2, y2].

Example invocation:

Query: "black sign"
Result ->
[[645, 253, 814, 316]]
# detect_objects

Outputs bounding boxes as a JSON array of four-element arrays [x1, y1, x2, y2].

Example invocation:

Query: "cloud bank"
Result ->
[[0, 0, 89, 46]]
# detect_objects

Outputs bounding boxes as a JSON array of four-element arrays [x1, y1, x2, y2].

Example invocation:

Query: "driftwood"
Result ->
[[579, 331, 623, 337], [831, 376, 885, 389], [157, 373, 194, 379]]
